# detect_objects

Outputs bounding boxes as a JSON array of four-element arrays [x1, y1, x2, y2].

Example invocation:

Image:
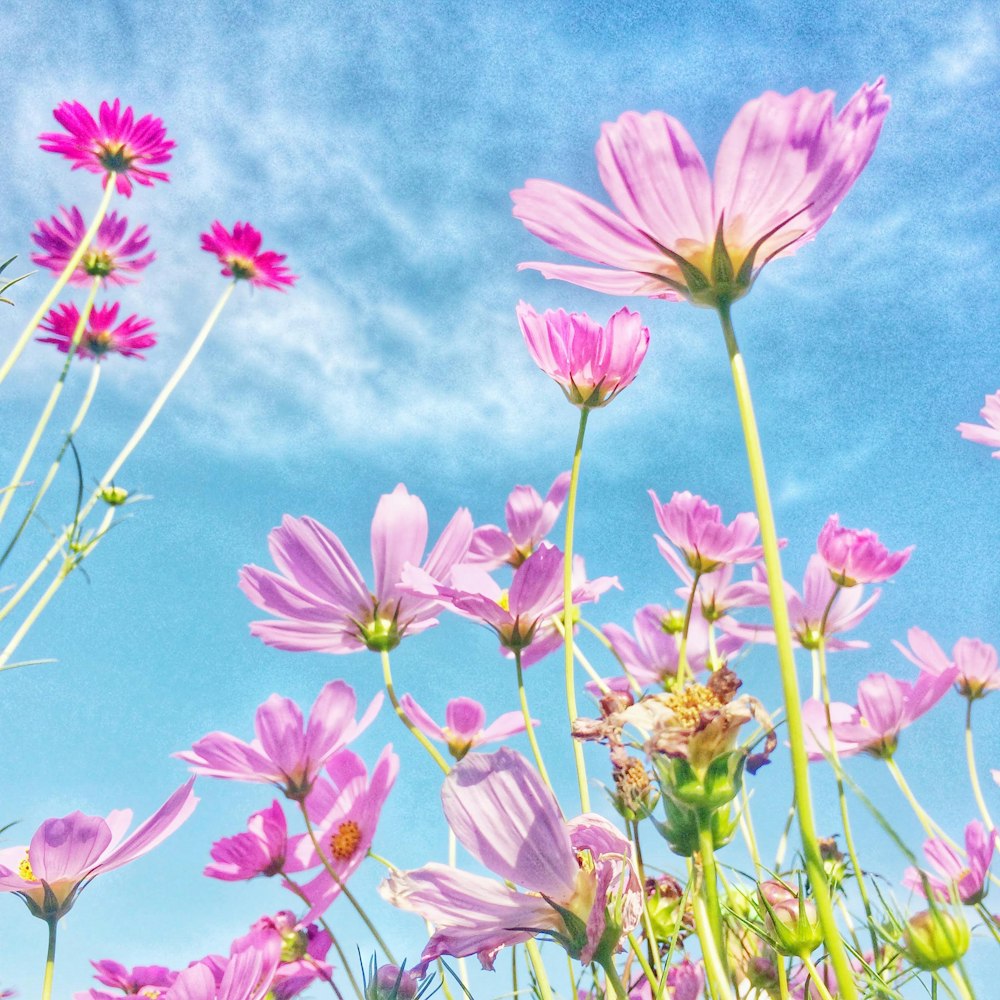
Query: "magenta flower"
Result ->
[[31, 207, 155, 286], [512, 81, 889, 305], [162, 933, 281, 1000], [801, 670, 956, 760], [368, 965, 422, 1000], [175, 680, 381, 801], [468, 471, 571, 568], [380, 748, 640, 970], [239, 484, 473, 654], [204, 801, 311, 882], [516, 302, 650, 408], [957, 391, 1000, 457], [249, 911, 334, 999], [651, 490, 763, 573], [398, 694, 535, 760], [39, 99, 174, 197], [903, 820, 998, 905], [895, 627, 1000, 700], [201, 222, 297, 291], [0, 780, 197, 921], [74, 960, 178, 1000], [816, 514, 913, 586], [37, 301, 156, 360], [298, 746, 399, 921]]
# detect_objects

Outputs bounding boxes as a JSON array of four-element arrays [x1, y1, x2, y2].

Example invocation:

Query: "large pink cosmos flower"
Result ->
[[895, 627, 1000, 700], [39, 99, 174, 197], [74, 960, 178, 1000], [512, 81, 889, 305], [398, 694, 535, 760], [240, 485, 473, 654], [32, 207, 155, 286], [250, 911, 334, 1000], [468, 472, 570, 568], [204, 801, 311, 882], [816, 514, 912, 587], [161, 932, 281, 1000], [957, 391, 1000, 457], [175, 680, 380, 801], [516, 303, 649, 408], [0, 780, 196, 921], [38, 301, 157, 360], [201, 222, 297, 291], [903, 820, 998, 905], [380, 748, 641, 971]]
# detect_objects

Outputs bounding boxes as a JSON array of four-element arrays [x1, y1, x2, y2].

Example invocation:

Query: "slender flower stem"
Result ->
[[553, 615, 610, 694], [0, 277, 100, 529], [367, 849, 396, 871], [629, 819, 663, 978], [379, 649, 450, 774], [599, 955, 628, 1000], [0, 178, 115, 389], [801, 956, 835, 1000], [579, 615, 643, 696], [947, 965, 975, 1000], [563, 406, 591, 812], [515, 648, 553, 790], [738, 786, 762, 876], [977, 902, 1000, 946], [524, 939, 554, 1000], [447, 828, 471, 990], [697, 823, 725, 961], [885, 757, 946, 841], [41, 918, 57, 1000], [716, 301, 855, 1000], [675, 570, 702, 686], [692, 890, 735, 1000], [776, 957, 790, 1000], [965, 700, 995, 830]]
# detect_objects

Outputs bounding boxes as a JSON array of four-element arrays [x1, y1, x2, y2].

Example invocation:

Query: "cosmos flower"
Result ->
[[200, 222, 297, 291], [397, 694, 535, 760], [37, 301, 156, 360], [31, 207, 155, 286], [895, 627, 1000, 700], [39, 99, 174, 197], [957, 390, 1000, 457], [815, 514, 912, 586], [512, 81, 889, 306], [903, 820, 998, 905], [249, 911, 334, 1000], [161, 932, 281, 1000], [204, 801, 311, 882], [73, 960, 177, 1000]]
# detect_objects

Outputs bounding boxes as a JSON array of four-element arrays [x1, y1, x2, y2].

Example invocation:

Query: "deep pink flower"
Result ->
[[201, 222, 297, 291], [32, 207, 155, 286], [249, 911, 334, 1000], [0, 780, 197, 921], [39, 99, 174, 197], [651, 490, 763, 573], [903, 820, 998, 905], [380, 748, 641, 971], [239, 485, 473, 654], [895, 627, 1000, 700], [175, 680, 380, 801], [468, 472, 570, 568], [37, 301, 156, 360], [516, 303, 650, 408], [204, 801, 311, 882], [957, 391, 1000, 457], [398, 694, 535, 760], [73, 960, 177, 999], [162, 932, 281, 1000], [512, 81, 889, 305], [816, 514, 913, 586]]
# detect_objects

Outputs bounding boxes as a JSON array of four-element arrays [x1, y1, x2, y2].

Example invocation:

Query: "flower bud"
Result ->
[[366, 965, 421, 1000], [758, 880, 823, 958], [903, 910, 970, 970], [818, 835, 847, 891], [100, 485, 129, 506]]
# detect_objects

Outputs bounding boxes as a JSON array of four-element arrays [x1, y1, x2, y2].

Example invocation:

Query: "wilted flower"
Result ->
[[903, 820, 998, 905], [397, 694, 535, 760], [201, 221, 297, 290], [957, 390, 1000, 457], [816, 514, 912, 586], [38, 301, 156, 360]]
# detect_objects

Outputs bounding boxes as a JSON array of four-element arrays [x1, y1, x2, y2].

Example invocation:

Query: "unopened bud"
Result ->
[[904, 910, 970, 970], [366, 965, 422, 1000], [759, 879, 822, 958], [100, 485, 129, 506]]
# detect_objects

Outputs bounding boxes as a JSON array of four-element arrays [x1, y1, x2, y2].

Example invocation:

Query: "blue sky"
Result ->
[[2, 0, 1000, 994]]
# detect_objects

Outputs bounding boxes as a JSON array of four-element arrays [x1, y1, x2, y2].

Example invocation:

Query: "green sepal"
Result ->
[[710, 217, 734, 287]]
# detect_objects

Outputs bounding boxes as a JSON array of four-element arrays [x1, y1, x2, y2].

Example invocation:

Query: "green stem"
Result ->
[[599, 955, 628, 1000], [738, 786, 762, 876], [524, 939, 554, 1000], [515, 648, 553, 790], [697, 823, 725, 961], [947, 964, 975, 1000], [777, 957, 790, 1000], [380, 649, 450, 774], [885, 757, 944, 840], [41, 918, 57, 1000], [630, 820, 663, 978], [692, 890, 735, 1000], [800, 955, 835, 1000], [564, 406, 591, 812], [965, 700, 995, 830], [717, 301, 855, 1000], [675, 570, 702, 687], [0, 178, 115, 389]]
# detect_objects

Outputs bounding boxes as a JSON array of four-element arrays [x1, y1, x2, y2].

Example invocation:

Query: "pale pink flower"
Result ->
[[240, 485, 473, 654], [39, 99, 174, 197], [175, 680, 381, 800], [74, 960, 177, 999], [38, 301, 156, 360], [380, 748, 641, 971], [516, 302, 649, 408], [512, 81, 889, 304], [957, 391, 1000, 457], [31, 207, 155, 285], [903, 820, 998, 905], [816, 514, 912, 586], [201, 222, 297, 291], [204, 801, 311, 882], [895, 627, 1000, 700], [162, 932, 281, 1000], [398, 694, 535, 760], [657, 546, 768, 622], [468, 472, 570, 568], [0, 781, 197, 921]]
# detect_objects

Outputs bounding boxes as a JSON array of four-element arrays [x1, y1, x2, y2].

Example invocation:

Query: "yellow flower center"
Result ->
[[83, 249, 116, 277], [661, 684, 721, 729], [139, 990, 162, 999], [329, 820, 362, 861], [225, 254, 259, 281], [18, 851, 35, 882], [97, 141, 136, 173]]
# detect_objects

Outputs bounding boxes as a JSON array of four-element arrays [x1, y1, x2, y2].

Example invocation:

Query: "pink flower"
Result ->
[[657, 543, 768, 622], [31, 207, 155, 286], [367, 965, 422, 1000], [162, 933, 281, 1000], [895, 627, 1000, 700], [37, 301, 157, 360], [468, 472, 571, 568], [957, 390, 1000, 457], [73, 960, 177, 999], [0, 780, 197, 921], [512, 81, 889, 305], [380, 748, 641, 971], [297, 746, 399, 921], [903, 821, 998, 905], [249, 911, 334, 1000], [201, 222, 297, 291], [204, 801, 311, 882], [650, 490, 763, 573], [398, 694, 536, 760], [239, 484, 473, 654], [175, 680, 381, 801], [39, 99, 174, 197], [816, 514, 912, 586], [516, 303, 650, 408]]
